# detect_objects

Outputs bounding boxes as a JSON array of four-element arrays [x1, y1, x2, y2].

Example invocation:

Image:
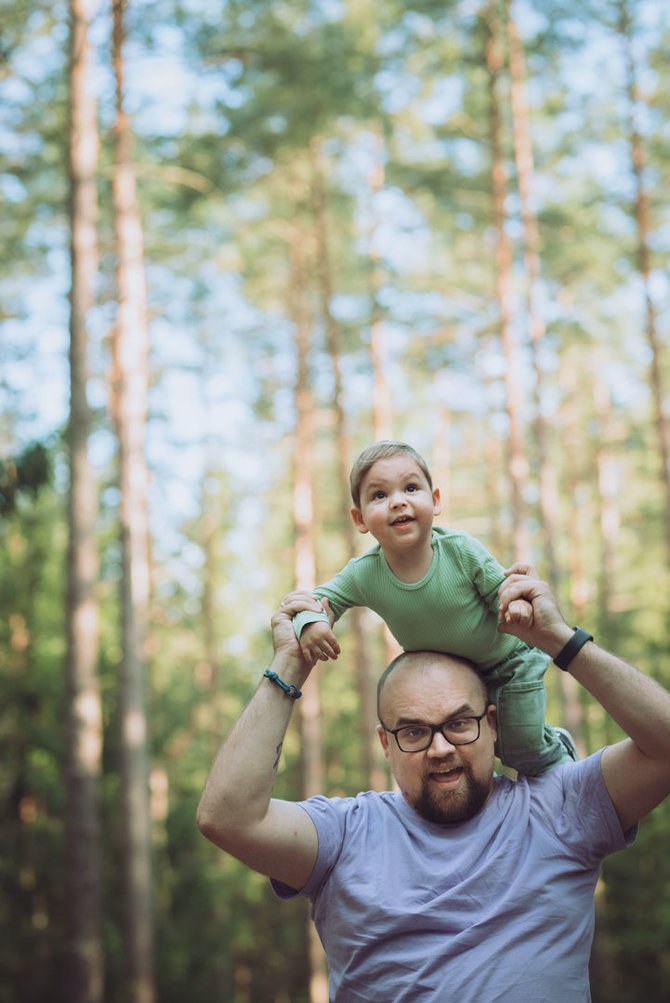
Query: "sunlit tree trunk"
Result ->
[[432, 377, 452, 527], [310, 141, 381, 790], [505, 0, 560, 588], [367, 128, 393, 443], [64, 2, 103, 999], [287, 229, 329, 1003], [484, 1, 530, 563], [619, 0, 670, 566], [557, 362, 589, 757], [593, 369, 621, 635], [110, 2, 154, 1000]]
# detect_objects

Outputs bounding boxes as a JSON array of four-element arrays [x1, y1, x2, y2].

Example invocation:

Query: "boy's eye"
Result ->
[[405, 483, 418, 492], [373, 490, 386, 500]]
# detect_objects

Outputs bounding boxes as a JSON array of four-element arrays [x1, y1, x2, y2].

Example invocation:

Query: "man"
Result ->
[[197, 565, 670, 1001]]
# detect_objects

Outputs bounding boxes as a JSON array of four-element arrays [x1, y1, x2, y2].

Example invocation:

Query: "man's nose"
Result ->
[[427, 729, 456, 755]]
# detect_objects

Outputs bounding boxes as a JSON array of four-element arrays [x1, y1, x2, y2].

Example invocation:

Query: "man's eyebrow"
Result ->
[[394, 704, 476, 726]]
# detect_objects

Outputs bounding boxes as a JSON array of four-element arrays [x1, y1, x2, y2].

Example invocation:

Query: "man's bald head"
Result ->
[[376, 650, 489, 723]]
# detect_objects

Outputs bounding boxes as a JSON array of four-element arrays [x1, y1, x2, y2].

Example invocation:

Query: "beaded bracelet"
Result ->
[[553, 627, 594, 671], [263, 669, 302, 699]]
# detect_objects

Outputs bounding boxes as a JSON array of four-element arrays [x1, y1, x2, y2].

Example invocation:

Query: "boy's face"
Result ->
[[351, 455, 441, 557]]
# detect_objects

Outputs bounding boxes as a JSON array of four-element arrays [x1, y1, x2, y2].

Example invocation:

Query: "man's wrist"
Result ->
[[553, 627, 594, 671], [267, 653, 310, 690], [539, 624, 578, 660]]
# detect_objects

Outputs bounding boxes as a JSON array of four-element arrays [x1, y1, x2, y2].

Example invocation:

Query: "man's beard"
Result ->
[[411, 760, 493, 824]]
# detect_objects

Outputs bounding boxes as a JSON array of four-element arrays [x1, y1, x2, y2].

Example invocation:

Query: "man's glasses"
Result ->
[[380, 711, 488, 753]]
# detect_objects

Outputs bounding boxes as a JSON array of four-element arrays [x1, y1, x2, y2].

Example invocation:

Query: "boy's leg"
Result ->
[[484, 647, 577, 776]]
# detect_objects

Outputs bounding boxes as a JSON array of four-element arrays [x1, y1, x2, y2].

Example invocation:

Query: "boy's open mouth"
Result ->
[[391, 515, 413, 525]]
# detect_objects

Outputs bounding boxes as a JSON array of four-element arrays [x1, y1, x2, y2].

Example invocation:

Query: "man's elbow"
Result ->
[[196, 797, 228, 847]]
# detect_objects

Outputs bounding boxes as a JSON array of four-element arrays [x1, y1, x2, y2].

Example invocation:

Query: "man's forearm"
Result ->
[[565, 640, 670, 762], [197, 654, 305, 845], [498, 568, 670, 761]]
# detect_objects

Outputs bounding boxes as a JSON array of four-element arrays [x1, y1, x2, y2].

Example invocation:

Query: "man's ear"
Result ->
[[486, 704, 497, 743], [377, 724, 391, 760], [351, 507, 369, 534], [432, 487, 442, 517]]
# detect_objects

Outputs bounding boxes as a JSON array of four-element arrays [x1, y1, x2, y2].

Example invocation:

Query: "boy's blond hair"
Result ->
[[349, 441, 433, 508]]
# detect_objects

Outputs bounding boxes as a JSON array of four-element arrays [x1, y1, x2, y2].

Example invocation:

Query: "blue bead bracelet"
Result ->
[[263, 669, 302, 699]]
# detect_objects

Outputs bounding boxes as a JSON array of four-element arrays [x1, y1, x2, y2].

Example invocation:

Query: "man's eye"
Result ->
[[448, 719, 469, 731], [403, 726, 428, 739]]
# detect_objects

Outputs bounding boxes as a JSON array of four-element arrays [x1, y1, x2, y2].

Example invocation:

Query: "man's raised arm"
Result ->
[[197, 595, 326, 891], [498, 564, 670, 832]]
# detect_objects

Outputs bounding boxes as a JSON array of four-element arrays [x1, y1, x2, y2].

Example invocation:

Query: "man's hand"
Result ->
[[497, 562, 573, 657], [274, 591, 335, 671]]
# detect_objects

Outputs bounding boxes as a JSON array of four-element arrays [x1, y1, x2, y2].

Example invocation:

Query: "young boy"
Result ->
[[292, 440, 576, 776]]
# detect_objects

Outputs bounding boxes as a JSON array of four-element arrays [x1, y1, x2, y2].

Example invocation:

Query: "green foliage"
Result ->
[[3, 0, 670, 998], [0, 442, 51, 514]]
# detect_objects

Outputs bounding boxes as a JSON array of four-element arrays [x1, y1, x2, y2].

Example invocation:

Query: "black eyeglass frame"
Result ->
[[379, 710, 489, 753]]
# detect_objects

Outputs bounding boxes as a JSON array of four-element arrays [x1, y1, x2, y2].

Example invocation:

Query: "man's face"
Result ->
[[377, 656, 497, 824]]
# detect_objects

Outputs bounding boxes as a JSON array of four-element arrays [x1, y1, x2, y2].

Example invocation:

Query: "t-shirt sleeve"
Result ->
[[292, 560, 364, 638], [271, 795, 352, 900], [453, 533, 506, 613], [539, 750, 637, 868]]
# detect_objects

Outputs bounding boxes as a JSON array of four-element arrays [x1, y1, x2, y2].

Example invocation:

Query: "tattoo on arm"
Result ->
[[273, 742, 283, 771]]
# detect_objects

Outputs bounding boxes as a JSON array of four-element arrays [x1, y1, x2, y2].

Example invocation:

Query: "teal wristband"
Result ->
[[263, 669, 302, 699], [554, 627, 593, 671]]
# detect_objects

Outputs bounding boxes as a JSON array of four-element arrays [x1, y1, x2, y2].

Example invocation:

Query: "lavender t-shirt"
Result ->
[[273, 751, 635, 1002]]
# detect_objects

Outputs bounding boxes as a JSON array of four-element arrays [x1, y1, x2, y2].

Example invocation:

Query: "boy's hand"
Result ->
[[501, 597, 534, 627], [299, 620, 341, 663], [497, 563, 571, 655]]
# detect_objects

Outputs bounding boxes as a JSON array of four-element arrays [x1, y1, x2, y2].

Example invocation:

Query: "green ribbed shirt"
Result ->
[[293, 526, 528, 672]]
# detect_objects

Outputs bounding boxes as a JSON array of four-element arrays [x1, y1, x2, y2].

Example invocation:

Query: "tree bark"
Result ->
[[110, 2, 154, 1000], [310, 140, 382, 790], [484, 2, 530, 562], [619, 0, 670, 566], [287, 227, 329, 1003], [367, 128, 393, 443], [505, 0, 560, 588], [65, 2, 103, 999]]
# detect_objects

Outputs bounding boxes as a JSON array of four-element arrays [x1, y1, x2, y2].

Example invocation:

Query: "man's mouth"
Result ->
[[428, 765, 464, 787]]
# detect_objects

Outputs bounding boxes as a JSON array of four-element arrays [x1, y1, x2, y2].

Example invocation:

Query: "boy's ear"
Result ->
[[351, 507, 369, 534], [432, 487, 442, 516]]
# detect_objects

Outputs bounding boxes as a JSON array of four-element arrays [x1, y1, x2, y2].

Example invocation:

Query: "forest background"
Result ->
[[2, 0, 670, 1001]]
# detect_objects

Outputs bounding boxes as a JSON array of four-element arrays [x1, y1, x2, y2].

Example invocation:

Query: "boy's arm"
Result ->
[[499, 564, 670, 831], [292, 560, 362, 638], [283, 590, 341, 662], [197, 595, 325, 890], [458, 533, 533, 624]]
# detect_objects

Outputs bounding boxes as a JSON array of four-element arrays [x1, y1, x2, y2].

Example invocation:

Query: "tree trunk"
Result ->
[[288, 229, 329, 1003], [557, 362, 588, 757], [505, 0, 560, 588], [310, 140, 381, 790], [64, 2, 103, 998], [484, 2, 530, 562], [110, 2, 154, 1000], [367, 129, 393, 443], [619, 0, 670, 566], [592, 369, 621, 635]]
